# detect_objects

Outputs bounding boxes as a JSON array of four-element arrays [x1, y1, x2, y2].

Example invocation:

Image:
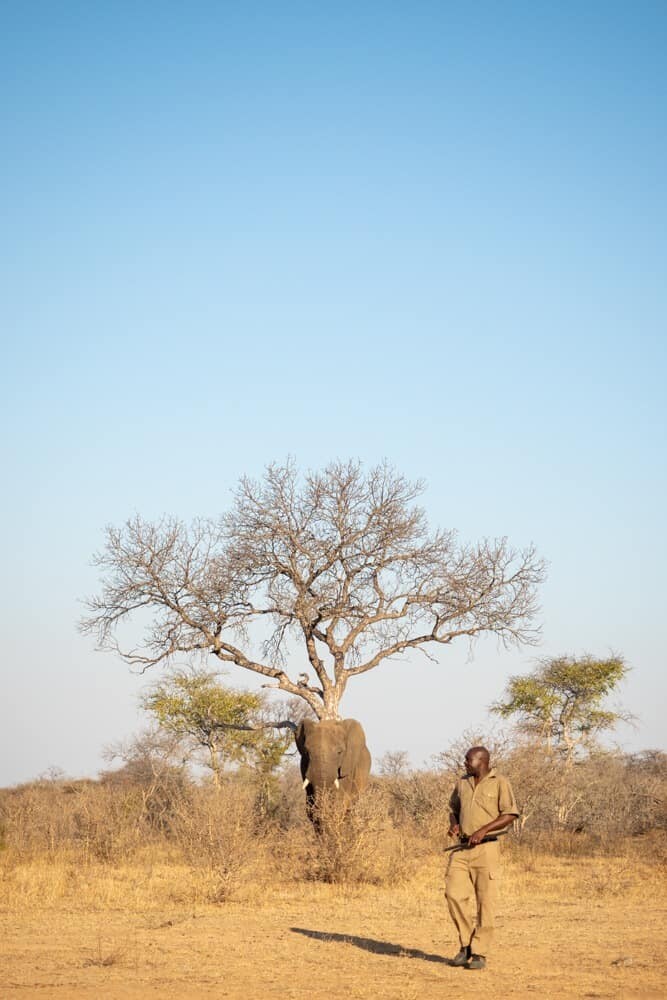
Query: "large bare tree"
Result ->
[[81, 461, 546, 720]]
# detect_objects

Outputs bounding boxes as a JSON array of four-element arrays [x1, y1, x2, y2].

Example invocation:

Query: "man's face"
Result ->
[[465, 749, 485, 774]]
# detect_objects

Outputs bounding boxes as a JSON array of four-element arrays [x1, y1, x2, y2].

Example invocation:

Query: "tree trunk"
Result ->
[[319, 684, 344, 720], [208, 742, 222, 787]]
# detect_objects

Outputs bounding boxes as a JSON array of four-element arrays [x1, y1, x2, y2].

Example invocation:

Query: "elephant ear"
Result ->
[[295, 718, 314, 755], [340, 719, 367, 775], [341, 718, 367, 742]]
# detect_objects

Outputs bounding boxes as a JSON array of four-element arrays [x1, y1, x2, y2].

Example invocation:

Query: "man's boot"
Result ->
[[451, 945, 471, 967], [467, 953, 486, 970]]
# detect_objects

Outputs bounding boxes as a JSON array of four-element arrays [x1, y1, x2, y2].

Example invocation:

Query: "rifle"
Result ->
[[444, 830, 508, 853]]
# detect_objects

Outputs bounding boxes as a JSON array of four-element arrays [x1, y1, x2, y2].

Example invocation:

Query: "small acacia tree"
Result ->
[[82, 460, 545, 720], [142, 669, 292, 786], [491, 654, 630, 763]]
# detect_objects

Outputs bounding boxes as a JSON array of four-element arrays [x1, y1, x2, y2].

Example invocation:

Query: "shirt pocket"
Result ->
[[478, 791, 499, 816]]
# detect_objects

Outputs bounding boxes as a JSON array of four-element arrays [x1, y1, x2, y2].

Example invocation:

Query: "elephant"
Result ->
[[295, 718, 371, 821]]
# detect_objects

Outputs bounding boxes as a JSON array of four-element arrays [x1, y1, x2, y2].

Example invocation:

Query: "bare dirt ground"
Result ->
[[1, 852, 665, 999]]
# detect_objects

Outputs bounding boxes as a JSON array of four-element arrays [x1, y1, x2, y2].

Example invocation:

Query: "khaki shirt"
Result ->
[[449, 769, 519, 836]]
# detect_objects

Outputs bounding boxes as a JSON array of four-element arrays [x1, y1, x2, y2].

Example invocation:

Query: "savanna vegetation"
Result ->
[[2, 661, 666, 998], [2, 730, 665, 892], [5, 655, 660, 891]]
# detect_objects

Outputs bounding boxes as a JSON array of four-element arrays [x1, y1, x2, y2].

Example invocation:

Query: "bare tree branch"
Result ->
[[208, 719, 298, 734]]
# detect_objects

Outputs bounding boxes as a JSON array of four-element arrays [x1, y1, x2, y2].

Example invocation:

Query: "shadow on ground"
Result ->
[[290, 927, 452, 965]]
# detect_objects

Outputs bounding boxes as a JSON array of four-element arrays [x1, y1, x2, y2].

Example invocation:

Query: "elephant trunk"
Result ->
[[305, 765, 341, 790]]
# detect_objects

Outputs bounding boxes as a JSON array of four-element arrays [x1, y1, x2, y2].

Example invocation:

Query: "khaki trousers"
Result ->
[[445, 841, 500, 957]]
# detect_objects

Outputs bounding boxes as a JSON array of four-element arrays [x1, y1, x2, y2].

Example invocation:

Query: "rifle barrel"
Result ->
[[444, 831, 508, 853]]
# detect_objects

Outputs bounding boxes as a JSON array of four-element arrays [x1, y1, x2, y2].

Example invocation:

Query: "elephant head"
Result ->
[[295, 718, 371, 804]]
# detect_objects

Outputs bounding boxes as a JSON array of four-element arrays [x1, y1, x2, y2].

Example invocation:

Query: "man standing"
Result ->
[[446, 745, 519, 971]]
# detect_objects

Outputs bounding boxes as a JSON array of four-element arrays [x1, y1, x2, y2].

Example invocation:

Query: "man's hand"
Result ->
[[470, 814, 517, 845], [448, 822, 461, 838]]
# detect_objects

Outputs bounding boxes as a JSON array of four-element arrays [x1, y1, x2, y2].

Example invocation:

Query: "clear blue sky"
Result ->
[[2, 2, 665, 785]]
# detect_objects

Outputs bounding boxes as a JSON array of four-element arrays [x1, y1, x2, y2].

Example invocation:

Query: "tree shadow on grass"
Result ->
[[290, 927, 453, 965]]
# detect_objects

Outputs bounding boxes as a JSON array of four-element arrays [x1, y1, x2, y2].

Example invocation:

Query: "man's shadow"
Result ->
[[290, 927, 453, 965]]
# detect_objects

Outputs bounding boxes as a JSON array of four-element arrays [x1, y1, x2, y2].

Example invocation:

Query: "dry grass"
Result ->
[[1, 844, 666, 999], [2, 760, 666, 997]]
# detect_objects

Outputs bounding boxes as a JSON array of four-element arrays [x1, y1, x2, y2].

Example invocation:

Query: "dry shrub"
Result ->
[[432, 727, 515, 775], [170, 783, 258, 902], [0, 778, 146, 863], [0, 779, 75, 859], [83, 942, 125, 967], [100, 751, 189, 838], [0, 762, 188, 866], [257, 765, 308, 832], [505, 746, 667, 849], [380, 770, 452, 845], [299, 784, 417, 885], [69, 783, 148, 863]]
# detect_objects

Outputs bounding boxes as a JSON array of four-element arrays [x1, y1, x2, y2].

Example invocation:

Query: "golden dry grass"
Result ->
[[1, 845, 666, 999]]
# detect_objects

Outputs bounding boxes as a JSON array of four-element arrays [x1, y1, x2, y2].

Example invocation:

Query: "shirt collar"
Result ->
[[463, 768, 496, 781]]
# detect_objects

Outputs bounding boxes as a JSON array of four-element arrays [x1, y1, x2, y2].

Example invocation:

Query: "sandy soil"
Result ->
[[1, 854, 665, 999]]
